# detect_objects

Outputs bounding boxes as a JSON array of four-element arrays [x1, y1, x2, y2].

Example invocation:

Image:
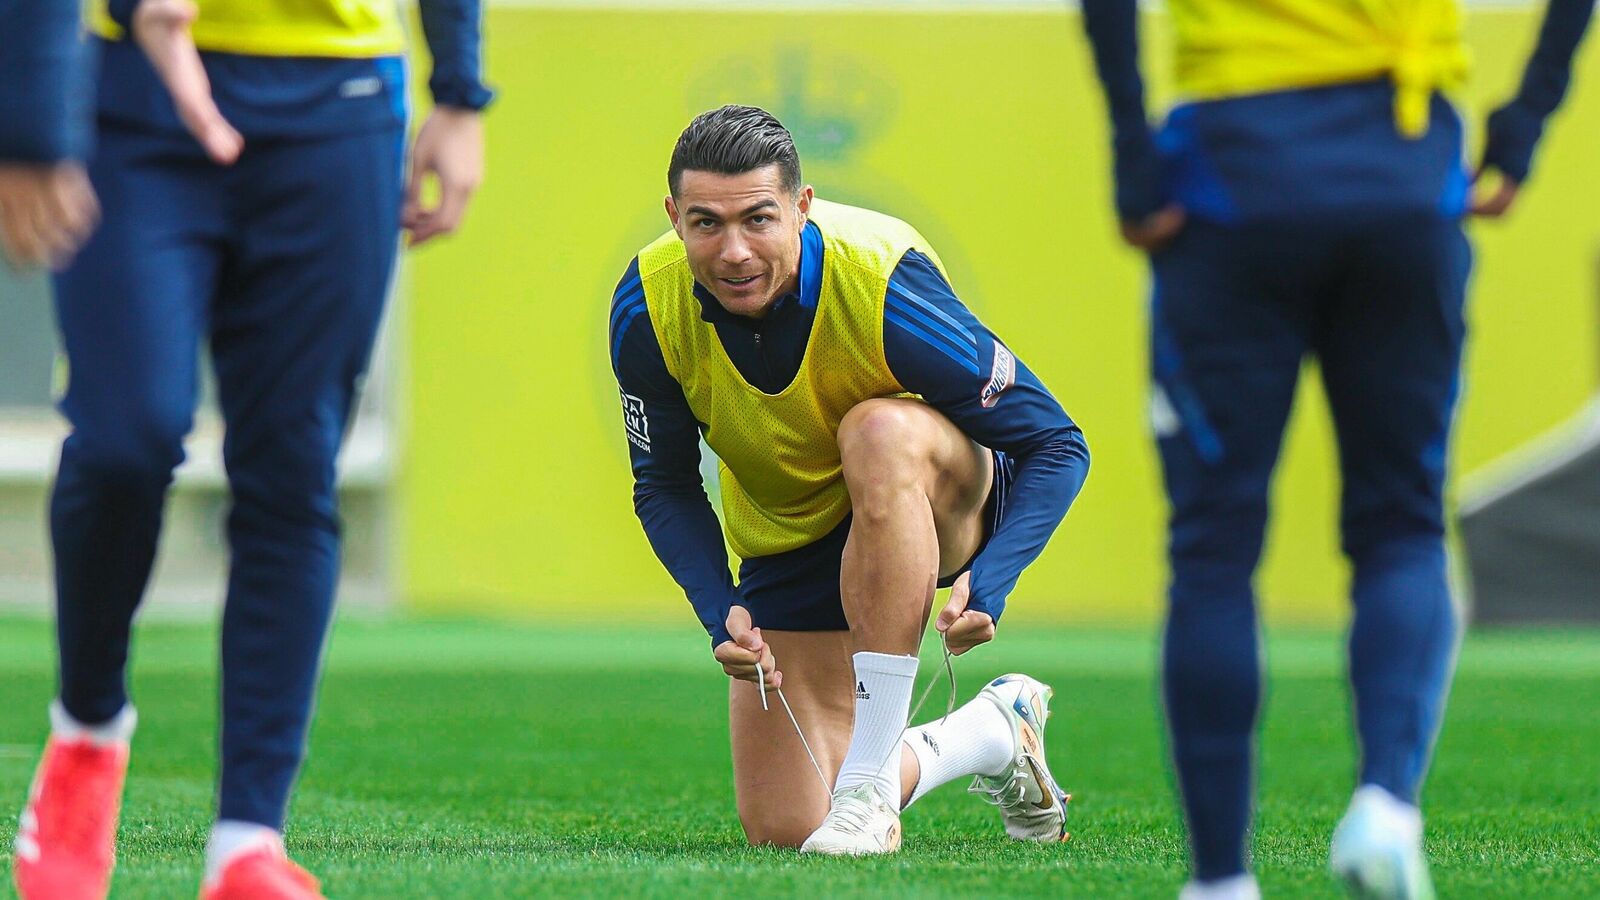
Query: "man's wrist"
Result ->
[[429, 80, 495, 113]]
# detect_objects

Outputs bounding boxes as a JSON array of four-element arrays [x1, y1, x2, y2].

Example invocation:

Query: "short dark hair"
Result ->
[[668, 105, 802, 197]]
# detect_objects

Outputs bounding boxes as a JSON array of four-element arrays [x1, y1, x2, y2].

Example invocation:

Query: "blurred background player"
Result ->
[[11, 0, 491, 897], [0, 0, 99, 269], [609, 105, 1090, 855], [1080, 0, 1594, 897]]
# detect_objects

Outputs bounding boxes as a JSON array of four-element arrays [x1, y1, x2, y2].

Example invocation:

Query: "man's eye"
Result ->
[[694, 219, 717, 229], [750, 216, 770, 226]]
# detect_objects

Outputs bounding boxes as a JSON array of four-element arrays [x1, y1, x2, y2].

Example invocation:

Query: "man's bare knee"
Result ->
[[838, 400, 935, 525], [838, 399, 932, 470]]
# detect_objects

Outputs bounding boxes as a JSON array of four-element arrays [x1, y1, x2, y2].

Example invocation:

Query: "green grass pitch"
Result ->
[[1, 616, 1596, 898]]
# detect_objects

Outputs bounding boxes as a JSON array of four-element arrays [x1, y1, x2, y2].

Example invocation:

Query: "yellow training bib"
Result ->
[[89, 0, 405, 58], [638, 198, 948, 559], [1170, 0, 1470, 136]]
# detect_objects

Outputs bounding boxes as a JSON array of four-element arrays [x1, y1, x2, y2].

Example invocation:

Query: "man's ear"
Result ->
[[665, 194, 683, 238]]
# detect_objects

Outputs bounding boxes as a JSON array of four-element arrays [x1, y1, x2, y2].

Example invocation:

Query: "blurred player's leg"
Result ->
[[49, 125, 220, 729], [16, 125, 222, 900], [200, 126, 401, 887], [1318, 215, 1468, 899], [1152, 222, 1320, 889]]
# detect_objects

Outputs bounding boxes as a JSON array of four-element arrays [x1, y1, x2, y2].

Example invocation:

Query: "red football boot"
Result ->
[[12, 732, 130, 900], [200, 841, 325, 900]]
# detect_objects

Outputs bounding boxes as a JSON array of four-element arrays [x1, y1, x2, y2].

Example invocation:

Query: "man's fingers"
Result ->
[[135, 0, 242, 165], [1469, 178, 1519, 219], [944, 611, 996, 657], [44, 166, 99, 246], [724, 606, 764, 653], [1120, 204, 1187, 250], [407, 176, 477, 247], [0, 201, 45, 269], [936, 579, 969, 633], [168, 67, 241, 164]]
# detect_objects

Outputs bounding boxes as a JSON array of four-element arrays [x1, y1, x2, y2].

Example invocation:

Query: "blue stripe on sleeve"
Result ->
[[887, 278, 977, 348], [609, 288, 645, 336], [610, 299, 648, 367], [885, 306, 981, 376]]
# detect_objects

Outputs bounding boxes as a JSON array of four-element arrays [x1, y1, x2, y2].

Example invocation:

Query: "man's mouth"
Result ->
[[721, 274, 761, 287]]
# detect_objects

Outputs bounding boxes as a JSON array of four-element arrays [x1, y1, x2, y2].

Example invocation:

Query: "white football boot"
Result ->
[[1329, 785, 1434, 900], [799, 783, 903, 856], [1178, 874, 1261, 900], [967, 673, 1071, 842]]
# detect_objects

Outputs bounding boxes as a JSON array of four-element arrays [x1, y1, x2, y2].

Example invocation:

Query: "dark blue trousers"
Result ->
[[1150, 215, 1467, 881], [51, 121, 402, 829]]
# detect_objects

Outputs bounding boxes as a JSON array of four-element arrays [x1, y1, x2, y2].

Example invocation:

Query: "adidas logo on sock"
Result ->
[[856, 681, 871, 700], [921, 732, 941, 756]]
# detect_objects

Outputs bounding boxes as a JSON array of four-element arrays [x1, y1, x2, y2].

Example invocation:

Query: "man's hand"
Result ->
[[0, 163, 99, 270], [935, 572, 996, 656], [712, 606, 781, 690], [1468, 169, 1521, 219], [1120, 204, 1186, 252], [132, 0, 243, 165], [403, 107, 484, 247]]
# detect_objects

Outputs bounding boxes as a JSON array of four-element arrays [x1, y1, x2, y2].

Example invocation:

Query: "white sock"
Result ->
[[50, 700, 136, 746], [901, 693, 1017, 807], [832, 651, 919, 806], [204, 820, 282, 882]]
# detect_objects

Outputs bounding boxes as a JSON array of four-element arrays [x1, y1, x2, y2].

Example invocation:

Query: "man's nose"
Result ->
[[720, 232, 754, 265]]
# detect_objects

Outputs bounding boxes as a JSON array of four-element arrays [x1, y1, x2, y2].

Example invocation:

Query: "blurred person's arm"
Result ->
[[1475, 0, 1596, 216], [0, 0, 99, 268], [1078, 0, 1183, 249], [404, 0, 495, 245], [609, 259, 746, 651], [882, 251, 1090, 653]]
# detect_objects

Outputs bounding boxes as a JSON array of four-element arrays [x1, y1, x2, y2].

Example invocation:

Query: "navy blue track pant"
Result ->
[[51, 121, 403, 829], [1150, 215, 1468, 880]]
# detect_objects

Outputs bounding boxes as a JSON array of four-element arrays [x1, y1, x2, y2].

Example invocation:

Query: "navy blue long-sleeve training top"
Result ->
[[610, 221, 1090, 647], [0, 0, 92, 161]]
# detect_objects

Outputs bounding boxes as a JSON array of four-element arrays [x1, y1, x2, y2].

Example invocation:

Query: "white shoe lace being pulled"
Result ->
[[968, 673, 1071, 842], [799, 783, 902, 856]]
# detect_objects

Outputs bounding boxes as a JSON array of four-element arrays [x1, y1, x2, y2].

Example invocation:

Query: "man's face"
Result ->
[[666, 165, 813, 318]]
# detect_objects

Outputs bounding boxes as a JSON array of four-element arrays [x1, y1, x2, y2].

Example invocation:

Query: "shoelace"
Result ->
[[758, 629, 959, 797], [816, 788, 882, 834], [968, 763, 1032, 810]]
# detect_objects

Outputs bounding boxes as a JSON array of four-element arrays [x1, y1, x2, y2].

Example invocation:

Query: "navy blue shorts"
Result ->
[[736, 449, 1016, 632]]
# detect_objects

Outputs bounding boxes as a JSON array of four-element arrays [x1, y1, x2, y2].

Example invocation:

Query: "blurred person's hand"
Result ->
[[403, 107, 484, 247], [936, 572, 995, 656], [1468, 172, 1520, 219], [132, 0, 243, 165], [0, 162, 99, 270], [713, 606, 782, 690], [1121, 204, 1187, 251], [1471, 101, 1542, 220]]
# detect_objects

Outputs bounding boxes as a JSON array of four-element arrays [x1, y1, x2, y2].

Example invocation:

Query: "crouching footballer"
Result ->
[[608, 105, 1091, 854]]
